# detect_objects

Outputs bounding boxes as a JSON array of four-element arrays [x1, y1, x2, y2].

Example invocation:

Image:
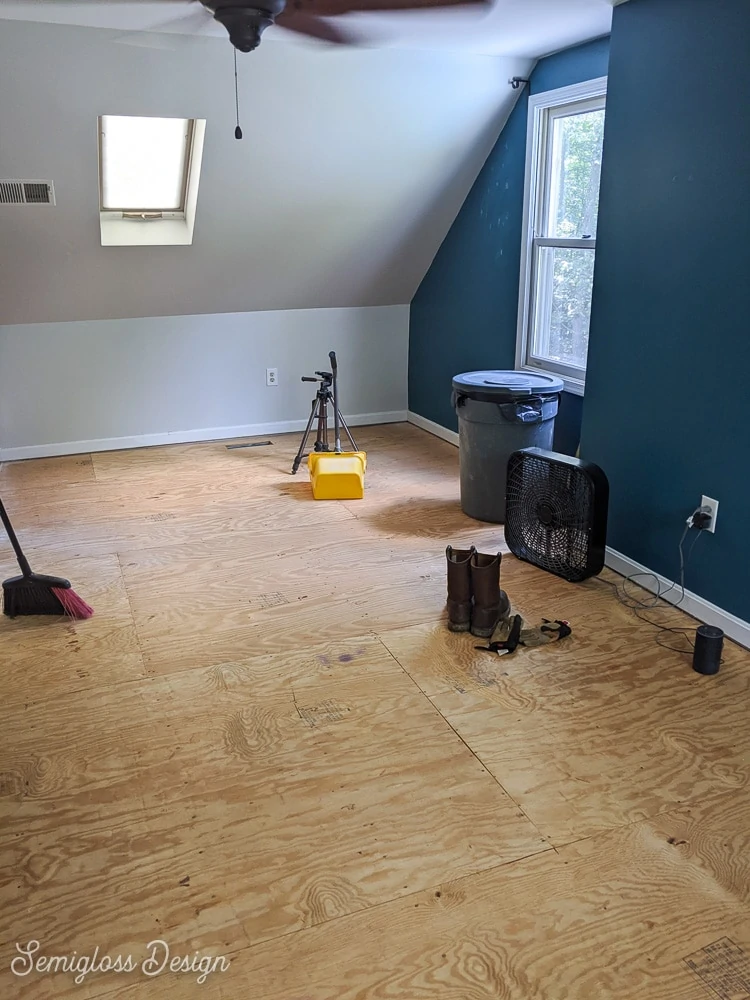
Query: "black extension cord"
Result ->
[[601, 507, 712, 656]]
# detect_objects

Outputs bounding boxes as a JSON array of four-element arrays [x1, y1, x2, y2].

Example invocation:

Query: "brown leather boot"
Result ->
[[445, 545, 475, 632], [470, 551, 510, 638]]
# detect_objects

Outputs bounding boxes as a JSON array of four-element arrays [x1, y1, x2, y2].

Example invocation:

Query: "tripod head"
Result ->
[[301, 370, 333, 388], [301, 352, 336, 387], [302, 351, 338, 389]]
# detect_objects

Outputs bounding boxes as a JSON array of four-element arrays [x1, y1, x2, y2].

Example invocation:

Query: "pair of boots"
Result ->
[[446, 546, 510, 638]]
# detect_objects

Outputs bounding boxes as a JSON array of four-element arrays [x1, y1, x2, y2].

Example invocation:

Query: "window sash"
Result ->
[[98, 116, 195, 216], [536, 96, 605, 243], [528, 243, 596, 377], [533, 237, 596, 250]]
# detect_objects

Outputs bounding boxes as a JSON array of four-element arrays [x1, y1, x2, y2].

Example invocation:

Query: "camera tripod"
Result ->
[[291, 351, 357, 474]]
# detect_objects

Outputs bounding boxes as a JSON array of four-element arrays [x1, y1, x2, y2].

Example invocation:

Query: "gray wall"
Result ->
[[0, 306, 408, 458], [0, 19, 532, 325]]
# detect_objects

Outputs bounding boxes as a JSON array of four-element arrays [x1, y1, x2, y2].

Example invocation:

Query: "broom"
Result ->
[[0, 497, 93, 619]]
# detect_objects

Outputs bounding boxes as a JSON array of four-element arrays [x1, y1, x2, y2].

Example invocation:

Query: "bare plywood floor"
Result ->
[[1, 423, 748, 999]]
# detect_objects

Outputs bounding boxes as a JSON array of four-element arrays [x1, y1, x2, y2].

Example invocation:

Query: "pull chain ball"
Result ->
[[234, 49, 243, 139]]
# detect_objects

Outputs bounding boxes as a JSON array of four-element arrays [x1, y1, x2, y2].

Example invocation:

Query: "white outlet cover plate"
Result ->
[[701, 495, 718, 533]]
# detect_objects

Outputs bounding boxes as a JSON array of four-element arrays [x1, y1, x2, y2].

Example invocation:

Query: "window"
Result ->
[[100, 116, 193, 216], [516, 78, 607, 393], [97, 114, 206, 246]]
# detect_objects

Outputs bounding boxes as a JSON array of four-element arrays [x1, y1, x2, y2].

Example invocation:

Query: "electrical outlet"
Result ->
[[700, 495, 718, 533], [266, 368, 278, 387]]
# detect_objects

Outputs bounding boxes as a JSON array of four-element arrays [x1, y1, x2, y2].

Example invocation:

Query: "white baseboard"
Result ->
[[407, 411, 459, 447], [0, 411, 408, 462], [605, 546, 750, 651]]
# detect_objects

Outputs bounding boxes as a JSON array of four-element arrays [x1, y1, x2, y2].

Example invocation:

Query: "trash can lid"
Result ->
[[452, 370, 564, 399]]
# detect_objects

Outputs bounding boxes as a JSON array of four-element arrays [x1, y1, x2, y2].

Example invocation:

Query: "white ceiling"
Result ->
[[0, 0, 614, 57], [0, 17, 536, 324], [0, 2, 615, 325]]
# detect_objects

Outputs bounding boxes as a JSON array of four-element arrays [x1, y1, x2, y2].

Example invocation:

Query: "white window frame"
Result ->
[[515, 76, 608, 396], [96, 115, 206, 247]]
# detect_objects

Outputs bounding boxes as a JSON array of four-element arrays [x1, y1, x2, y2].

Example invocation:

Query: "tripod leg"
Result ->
[[337, 410, 358, 452], [292, 398, 319, 474], [315, 394, 330, 452]]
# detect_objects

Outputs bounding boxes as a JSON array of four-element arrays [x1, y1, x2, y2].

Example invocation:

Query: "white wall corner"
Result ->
[[407, 411, 459, 447]]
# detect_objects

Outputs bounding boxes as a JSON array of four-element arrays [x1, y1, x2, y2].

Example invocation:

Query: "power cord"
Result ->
[[600, 506, 710, 655]]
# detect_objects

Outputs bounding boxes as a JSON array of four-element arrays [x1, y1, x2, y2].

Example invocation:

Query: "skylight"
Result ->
[[99, 115, 194, 214], [96, 114, 206, 247]]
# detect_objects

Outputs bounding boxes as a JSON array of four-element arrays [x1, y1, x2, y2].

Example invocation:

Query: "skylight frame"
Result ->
[[97, 115, 197, 218]]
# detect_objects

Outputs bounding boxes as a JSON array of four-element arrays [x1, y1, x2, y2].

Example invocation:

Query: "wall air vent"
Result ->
[[0, 180, 56, 205]]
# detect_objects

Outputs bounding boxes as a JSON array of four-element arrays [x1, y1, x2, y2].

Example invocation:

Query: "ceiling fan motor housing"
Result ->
[[203, 0, 286, 50]]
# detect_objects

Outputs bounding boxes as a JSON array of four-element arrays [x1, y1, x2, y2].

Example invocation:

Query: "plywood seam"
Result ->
[[374, 634, 555, 851], [180, 846, 562, 965], [115, 550, 149, 675]]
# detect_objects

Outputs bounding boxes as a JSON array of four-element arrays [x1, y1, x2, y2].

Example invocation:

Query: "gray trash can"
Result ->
[[451, 370, 563, 523]]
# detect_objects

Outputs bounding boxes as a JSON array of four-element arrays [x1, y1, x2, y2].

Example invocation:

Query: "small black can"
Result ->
[[692, 625, 724, 675]]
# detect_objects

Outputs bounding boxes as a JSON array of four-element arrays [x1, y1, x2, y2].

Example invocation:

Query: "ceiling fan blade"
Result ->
[[296, 0, 487, 13], [8, 1, 191, 5], [112, 5, 210, 47], [274, 9, 359, 43], [353, 0, 487, 6]]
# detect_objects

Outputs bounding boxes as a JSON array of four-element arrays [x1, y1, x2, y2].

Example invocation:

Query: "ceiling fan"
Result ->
[[20, 0, 489, 138], [24, 0, 490, 52], [207, 0, 488, 51]]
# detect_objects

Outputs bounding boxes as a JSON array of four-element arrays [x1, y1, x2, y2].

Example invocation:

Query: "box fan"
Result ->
[[505, 448, 609, 582]]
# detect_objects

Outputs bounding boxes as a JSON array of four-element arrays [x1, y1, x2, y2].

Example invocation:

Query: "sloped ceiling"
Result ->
[[0, 6, 612, 324], [0, 0, 615, 57]]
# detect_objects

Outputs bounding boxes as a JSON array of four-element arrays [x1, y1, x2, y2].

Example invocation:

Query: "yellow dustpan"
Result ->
[[308, 450, 367, 499], [308, 352, 366, 500]]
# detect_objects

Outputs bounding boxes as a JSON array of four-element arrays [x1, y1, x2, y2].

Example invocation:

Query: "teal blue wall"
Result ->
[[581, 0, 750, 620], [408, 36, 610, 453]]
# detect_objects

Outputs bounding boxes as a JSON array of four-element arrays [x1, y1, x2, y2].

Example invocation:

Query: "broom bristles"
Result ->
[[2, 573, 94, 620], [50, 587, 94, 620]]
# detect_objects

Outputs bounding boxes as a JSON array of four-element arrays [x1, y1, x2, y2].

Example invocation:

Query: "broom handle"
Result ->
[[0, 497, 33, 578], [329, 351, 341, 453]]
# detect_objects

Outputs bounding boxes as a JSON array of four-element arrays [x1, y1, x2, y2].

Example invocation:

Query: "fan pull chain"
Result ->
[[234, 48, 242, 140]]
